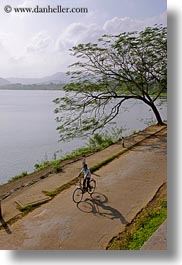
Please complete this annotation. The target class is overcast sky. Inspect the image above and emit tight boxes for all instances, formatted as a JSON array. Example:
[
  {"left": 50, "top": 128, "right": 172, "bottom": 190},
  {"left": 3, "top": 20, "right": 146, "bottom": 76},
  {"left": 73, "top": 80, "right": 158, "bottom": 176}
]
[{"left": 0, "top": 0, "right": 167, "bottom": 78}]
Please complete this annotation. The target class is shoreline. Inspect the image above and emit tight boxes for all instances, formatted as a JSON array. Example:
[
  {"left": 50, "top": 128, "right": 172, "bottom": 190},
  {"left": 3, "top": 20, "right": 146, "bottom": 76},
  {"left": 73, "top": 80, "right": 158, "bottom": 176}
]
[
  {"left": 0, "top": 124, "right": 167, "bottom": 249},
  {"left": 0, "top": 90, "right": 167, "bottom": 185},
  {"left": 0, "top": 124, "right": 167, "bottom": 201}
]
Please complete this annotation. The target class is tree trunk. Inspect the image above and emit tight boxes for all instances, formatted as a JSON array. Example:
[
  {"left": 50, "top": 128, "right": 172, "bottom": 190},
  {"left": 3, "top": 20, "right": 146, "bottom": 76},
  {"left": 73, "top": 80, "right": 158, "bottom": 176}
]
[{"left": 149, "top": 101, "right": 165, "bottom": 125}]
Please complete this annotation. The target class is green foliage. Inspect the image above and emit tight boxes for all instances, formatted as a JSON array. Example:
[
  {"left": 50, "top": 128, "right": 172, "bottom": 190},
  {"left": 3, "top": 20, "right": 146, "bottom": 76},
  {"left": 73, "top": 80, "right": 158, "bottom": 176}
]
[
  {"left": 34, "top": 160, "right": 62, "bottom": 173},
  {"left": 50, "top": 160, "right": 62, "bottom": 173},
  {"left": 89, "top": 133, "right": 113, "bottom": 148},
  {"left": 132, "top": 130, "right": 137, "bottom": 135},
  {"left": 34, "top": 161, "right": 49, "bottom": 171},
  {"left": 8, "top": 171, "right": 28, "bottom": 183},
  {"left": 61, "top": 129, "right": 122, "bottom": 161},
  {"left": 43, "top": 177, "right": 79, "bottom": 198},
  {"left": 89, "top": 128, "right": 123, "bottom": 148},
  {"left": 90, "top": 149, "right": 127, "bottom": 173},
  {"left": 33, "top": 129, "right": 123, "bottom": 173},
  {"left": 19, "top": 199, "right": 50, "bottom": 213},
  {"left": 108, "top": 199, "right": 167, "bottom": 250},
  {"left": 54, "top": 25, "right": 167, "bottom": 141},
  {"left": 128, "top": 202, "right": 167, "bottom": 250}
]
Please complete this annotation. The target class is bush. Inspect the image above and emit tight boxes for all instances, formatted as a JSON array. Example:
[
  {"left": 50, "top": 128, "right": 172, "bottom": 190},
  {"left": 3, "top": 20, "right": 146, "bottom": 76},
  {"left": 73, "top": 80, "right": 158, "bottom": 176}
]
[
  {"left": 50, "top": 160, "right": 62, "bottom": 173},
  {"left": 88, "top": 128, "right": 123, "bottom": 149}
]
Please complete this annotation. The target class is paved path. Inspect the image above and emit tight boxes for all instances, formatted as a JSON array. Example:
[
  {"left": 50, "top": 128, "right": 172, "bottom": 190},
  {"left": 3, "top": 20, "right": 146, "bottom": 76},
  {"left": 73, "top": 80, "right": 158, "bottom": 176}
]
[{"left": 0, "top": 126, "right": 167, "bottom": 249}]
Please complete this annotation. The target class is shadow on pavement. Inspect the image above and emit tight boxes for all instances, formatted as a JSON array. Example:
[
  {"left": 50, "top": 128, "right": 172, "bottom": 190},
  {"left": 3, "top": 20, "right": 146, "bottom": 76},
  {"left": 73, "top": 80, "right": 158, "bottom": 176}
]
[
  {"left": 0, "top": 217, "right": 12, "bottom": 234},
  {"left": 130, "top": 131, "right": 167, "bottom": 155},
  {"left": 77, "top": 192, "right": 128, "bottom": 225}
]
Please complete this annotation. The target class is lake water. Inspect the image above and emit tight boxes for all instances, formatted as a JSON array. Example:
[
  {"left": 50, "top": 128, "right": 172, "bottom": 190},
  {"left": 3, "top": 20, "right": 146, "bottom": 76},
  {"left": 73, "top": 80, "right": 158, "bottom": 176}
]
[{"left": 0, "top": 90, "right": 167, "bottom": 184}]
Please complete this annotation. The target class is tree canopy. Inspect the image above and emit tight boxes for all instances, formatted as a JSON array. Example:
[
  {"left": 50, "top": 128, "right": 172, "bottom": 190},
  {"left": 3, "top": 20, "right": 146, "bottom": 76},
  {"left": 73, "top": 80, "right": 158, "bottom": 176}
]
[{"left": 54, "top": 25, "right": 167, "bottom": 141}]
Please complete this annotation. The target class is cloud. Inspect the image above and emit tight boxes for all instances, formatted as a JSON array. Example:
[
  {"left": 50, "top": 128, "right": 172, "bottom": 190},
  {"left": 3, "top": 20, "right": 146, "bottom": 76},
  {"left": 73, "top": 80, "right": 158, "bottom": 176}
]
[
  {"left": 56, "top": 22, "right": 103, "bottom": 51},
  {"left": 0, "top": 32, "right": 14, "bottom": 49},
  {"left": 103, "top": 12, "right": 167, "bottom": 33},
  {"left": 26, "top": 31, "right": 52, "bottom": 52},
  {"left": 103, "top": 17, "right": 140, "bottom": 33},
  {"left": 56, "top": 11, "right": 167, "bottom": 52},
  {"left": 0, "top": 7, "right": 167, "bottom": 78}
]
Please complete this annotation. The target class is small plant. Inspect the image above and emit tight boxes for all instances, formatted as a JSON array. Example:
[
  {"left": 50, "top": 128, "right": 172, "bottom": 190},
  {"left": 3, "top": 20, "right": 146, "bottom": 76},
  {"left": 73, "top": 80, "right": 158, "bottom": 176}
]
[
  {"left": 89, "top": 133, "right": 104, "bottom": 147},
  {"left": 88, "top": 128, "right": 123, "bottom": 149},
  {"left": 50, "top": 160, "right": 62, "bottom": 173},
  {"left": 34, "top": 161, "right": 49, "bottom": 171},
  {"left": 32, "top": 128, "right": 124, "bottom": 174},
  {"left": 8, "top": 171, "right": 28, "bottom": 182}
]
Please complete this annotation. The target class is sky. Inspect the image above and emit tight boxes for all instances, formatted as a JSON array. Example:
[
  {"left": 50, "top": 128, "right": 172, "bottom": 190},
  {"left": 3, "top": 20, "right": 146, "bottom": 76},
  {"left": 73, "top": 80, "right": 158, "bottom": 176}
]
[{"left": 0, "top": 0, "right": 167, "bottom": 78}]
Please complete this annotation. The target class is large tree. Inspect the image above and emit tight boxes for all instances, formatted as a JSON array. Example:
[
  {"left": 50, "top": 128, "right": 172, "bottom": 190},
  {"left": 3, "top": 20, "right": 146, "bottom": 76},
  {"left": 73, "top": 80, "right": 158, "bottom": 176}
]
[{"left": 54, "top": 25, "right": 167, "bottom": 141}]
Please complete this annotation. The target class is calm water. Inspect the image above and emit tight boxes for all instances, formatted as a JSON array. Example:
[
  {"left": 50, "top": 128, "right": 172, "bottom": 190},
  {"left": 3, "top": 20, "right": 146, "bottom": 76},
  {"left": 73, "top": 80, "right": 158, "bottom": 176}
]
[{"left": 0, "top": 90, "right": 167, "bottom": 184}]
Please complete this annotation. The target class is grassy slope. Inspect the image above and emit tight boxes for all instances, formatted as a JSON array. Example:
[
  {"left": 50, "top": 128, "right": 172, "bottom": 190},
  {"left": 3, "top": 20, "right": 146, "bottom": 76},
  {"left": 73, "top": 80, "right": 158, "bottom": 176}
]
[{"left": 107, "top": 183, "right": 167, "bottom": 250}]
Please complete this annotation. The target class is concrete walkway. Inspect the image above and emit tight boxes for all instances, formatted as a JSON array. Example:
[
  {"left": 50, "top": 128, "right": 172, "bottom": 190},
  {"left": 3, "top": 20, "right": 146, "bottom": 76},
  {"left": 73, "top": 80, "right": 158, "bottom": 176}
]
[
  {"left": 0, "top": 125, "right": 167, "bottom": 249},
  {"left": 141, "top": 220, "right": 167, "bottom": 250}
]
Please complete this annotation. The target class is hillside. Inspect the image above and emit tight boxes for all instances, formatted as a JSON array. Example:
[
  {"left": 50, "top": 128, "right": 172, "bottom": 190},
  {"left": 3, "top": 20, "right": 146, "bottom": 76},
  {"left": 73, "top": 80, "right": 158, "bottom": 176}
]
[
  {"left": 0, "top": 83, "right": 65, "bottom": 90},
  {"left": 0, "top": 72, "right": 71, "bottom": 90},
  {"left": 0, "top": 77, "right": 10, "bottom": 86},
  {"left": 6, "top": 72, "right": 70, "bottom": 85}
]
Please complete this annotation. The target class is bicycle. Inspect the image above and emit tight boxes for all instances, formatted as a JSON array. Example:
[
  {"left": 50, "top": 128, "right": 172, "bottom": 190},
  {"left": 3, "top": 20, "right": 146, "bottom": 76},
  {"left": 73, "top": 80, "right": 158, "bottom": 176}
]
[{"left": 72, "top": 177, "right": 96, "bottom": 203}]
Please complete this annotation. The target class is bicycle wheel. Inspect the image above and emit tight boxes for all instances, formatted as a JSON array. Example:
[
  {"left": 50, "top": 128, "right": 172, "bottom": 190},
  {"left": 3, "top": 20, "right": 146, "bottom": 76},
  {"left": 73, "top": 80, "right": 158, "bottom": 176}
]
[
  {"left": 88, "top": 179, "right": 96, "bottom": 194},
  {"left": 72, "top": 188, "right": 83, "bottom": 203}
]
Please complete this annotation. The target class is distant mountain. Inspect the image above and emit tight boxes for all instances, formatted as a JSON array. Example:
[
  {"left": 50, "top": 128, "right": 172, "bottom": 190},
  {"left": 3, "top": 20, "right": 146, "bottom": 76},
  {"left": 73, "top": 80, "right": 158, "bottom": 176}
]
[
  {"left": 0, "top": 83, "right": 65, "bottom": 91},
  {"left": 41, "top": 72, "right": 70, "bottom": 84},
  {"left": 7, "top": 72, "right": 70, "bottom": 85},
  {"left": 0, "top": 77, "right": 10, "bottom": 86}
]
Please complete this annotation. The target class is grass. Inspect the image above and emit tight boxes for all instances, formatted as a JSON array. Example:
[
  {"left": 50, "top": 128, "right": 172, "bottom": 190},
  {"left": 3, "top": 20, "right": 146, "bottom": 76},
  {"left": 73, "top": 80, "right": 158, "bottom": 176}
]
[
  {"left": 90, "top": 149, "right": 127, "bottom": 172},
  {"left": 41, "top": 126, "right": 165, "bottom": 199},
  {"left": 43, "top": 177, "right": 80, "bottom": 198},
  {"left": 128, "top": 201, "right": 167, "bottom": 250},
  {"left": 8, "top": 171, "right": 28, "bottom": 183},
  {"left": 7, "top": 125, "right": 163, "bottom": 184},
  {"left": 159, "top": 92, "right": 167, "bottom": 98},
  {"left": 6, "top": 124, "right": 166, "bottom": 234},
  {"left": 42, "top": 148, "right": 129, "bottom": 198},
  {"left": 33, "top": 130, "right": 122, "bottom": 173},
  {"left": 107, "top": 183, "right": 167, "bottom": 250},
  {"left": 18, "top": 199, "right": 50, "bottom": 213}
]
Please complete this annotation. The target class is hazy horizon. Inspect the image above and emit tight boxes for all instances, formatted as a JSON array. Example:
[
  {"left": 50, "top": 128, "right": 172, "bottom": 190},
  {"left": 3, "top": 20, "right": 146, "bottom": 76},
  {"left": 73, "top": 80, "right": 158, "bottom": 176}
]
[{"left": 1, "top": 71, "right": 67, "bottom": 80}]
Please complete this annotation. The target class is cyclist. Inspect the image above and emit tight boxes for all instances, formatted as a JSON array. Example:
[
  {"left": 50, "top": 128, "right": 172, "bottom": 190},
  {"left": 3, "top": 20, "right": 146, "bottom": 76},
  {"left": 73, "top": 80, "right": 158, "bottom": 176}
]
[{"left": 81, "top": 163, "right": 92, "bottom": 191}]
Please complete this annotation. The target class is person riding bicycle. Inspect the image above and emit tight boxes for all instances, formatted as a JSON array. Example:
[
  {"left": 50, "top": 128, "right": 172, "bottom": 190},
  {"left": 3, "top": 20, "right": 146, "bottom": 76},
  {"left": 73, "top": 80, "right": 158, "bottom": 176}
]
[{"left": 81, "top": 163, "right": 92, "bottom": 191}]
